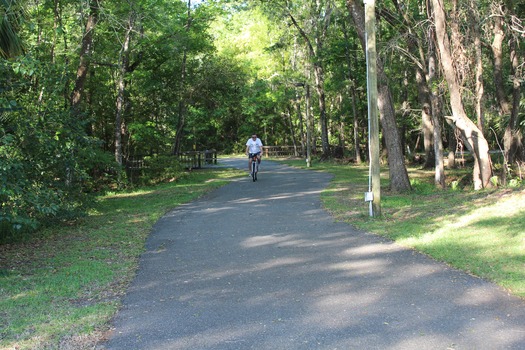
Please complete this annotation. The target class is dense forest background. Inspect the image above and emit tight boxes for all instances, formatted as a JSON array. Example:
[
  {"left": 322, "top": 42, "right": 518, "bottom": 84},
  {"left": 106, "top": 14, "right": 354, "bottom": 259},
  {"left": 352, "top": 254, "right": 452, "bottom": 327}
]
[{"left": 1, "top": 0, "right": 524, "bottom": 236}]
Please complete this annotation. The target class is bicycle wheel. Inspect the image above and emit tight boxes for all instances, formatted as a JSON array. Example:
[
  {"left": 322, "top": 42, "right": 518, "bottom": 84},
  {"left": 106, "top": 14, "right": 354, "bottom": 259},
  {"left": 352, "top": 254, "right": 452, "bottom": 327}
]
[{"left": 252, "top": 161, "right": 256, "bottom": 182}]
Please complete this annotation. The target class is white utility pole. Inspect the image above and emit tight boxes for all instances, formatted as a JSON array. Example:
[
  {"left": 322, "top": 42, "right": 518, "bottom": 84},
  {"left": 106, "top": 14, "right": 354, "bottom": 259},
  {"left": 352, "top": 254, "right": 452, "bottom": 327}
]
[{"left": 364, "top": 0, "right": 381, "bottom": 217}]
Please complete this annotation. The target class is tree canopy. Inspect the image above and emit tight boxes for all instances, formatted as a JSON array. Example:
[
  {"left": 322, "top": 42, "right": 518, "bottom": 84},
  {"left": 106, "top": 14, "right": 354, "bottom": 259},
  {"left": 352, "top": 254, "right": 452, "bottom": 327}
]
[{"left": 1, "top": 0, "right": 524, "bottom": 237}]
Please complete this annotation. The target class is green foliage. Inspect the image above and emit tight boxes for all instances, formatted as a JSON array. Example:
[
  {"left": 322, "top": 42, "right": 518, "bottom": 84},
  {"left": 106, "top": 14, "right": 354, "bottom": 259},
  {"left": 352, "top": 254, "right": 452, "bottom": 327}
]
[
  {"left": 0, "top": 52, "right": 117, "bottom": 240},
  {"left": 410, "top": 178, "right": 436, "bottom": 195},
  {"left": 127, "top": 121, "right": 170, "bottom": 155},
  {"left": 0, "top": 110, "right": 111, "bottom": 240},
  {"left": 509, "top": 178, "right": 522, "bottom": 188},
  {"left": 139, "top": 155, "right": 186, "bottom": 185},
  {"left": 0, "top": 0, "right": 27, "bottom": 58},
  {"left": 450, "top": 180, "right": 460, "bottom": 191},
  {"left": 2, "top": 0, "right": 524, "bottom": 234}
]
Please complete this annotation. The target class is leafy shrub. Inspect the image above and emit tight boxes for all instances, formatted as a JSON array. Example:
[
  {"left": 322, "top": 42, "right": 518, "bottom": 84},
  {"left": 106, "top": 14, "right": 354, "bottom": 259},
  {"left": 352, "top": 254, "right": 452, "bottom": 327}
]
[
  {"left": 0, "top": 108, "right": 119, "bottom": 241},
  {"left": 139, "top": 155, "right": 186, "bottom": 185},
  {"left": 508, "top": 178, "right": 522, "bottom": 188},
  {"left": 410, "top": 178, "right": 436, "bottom": 195}
]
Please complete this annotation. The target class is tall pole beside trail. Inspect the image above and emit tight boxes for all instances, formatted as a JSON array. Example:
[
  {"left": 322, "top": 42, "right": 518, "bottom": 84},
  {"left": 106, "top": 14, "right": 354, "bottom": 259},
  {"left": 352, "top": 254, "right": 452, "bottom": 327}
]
[
  {"left": 305, "top": 84, "right": 312, "bottom": 168},
  {"left": 365, "top": 0, "right": 381, "bottom": 217}
]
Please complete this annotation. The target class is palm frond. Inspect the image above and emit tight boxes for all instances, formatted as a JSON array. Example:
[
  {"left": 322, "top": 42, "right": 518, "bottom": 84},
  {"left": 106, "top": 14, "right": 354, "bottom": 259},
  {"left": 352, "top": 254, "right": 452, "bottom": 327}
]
[{"left": 0, "top": 0, "right": 26, "bottom": 58}]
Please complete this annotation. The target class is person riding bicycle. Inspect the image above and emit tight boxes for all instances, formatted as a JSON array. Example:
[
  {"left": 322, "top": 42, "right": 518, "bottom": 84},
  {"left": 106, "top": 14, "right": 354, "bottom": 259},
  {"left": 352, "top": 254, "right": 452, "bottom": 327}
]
[{"left": 246, "top": 134, "right": 263, "bottom": 175}]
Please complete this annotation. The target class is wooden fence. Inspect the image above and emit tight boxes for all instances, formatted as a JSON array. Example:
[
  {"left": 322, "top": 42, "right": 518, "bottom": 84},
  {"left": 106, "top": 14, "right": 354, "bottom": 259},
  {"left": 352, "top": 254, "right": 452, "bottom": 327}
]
[
  {"left": 178, "top": 149, "right": 218, "bottom": 169},
  {"left": 263, "top": 145, "right": 313, "bottom": 157},
  {"left": 125, "top": 149, "right": 218, "bottom": 175},
  {"left": 125, "top": 146, "right": 321, "bottom": 176}
]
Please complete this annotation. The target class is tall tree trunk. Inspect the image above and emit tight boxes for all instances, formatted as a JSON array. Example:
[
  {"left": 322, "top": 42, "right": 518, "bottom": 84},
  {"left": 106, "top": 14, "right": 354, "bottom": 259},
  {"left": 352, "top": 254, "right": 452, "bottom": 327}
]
[
  {"left": 173, "top": 0, "right": 192, "bottom": 155},
  {"left": 286, "top": 108, "right": 299, "bottom": 156},
  {"left": 313, "top": 63, "right": 330, "bottom": 157},
  {"left": 491, "top": 5, "right": 511, "bottom": 116},
  {"left": 401, "top": 70, "right": 409, "bottom": 157},
  {"left": 346, "top": 0, "right": 411, "bottom": 192},
  {"left": 377, "top": 64, "right": 412, "bottom": 191},
  {"left": 352, "top": 85, "right": 362, "bottom": 163},
  {"left": 416, "top": 67, "right": 435, "bottom": 168},
  {"left": 305, "top": 83, "right": 313, "bottom": 165},
  {"left": 51, "top": 0, "right": 59, "bottom": 63},
  {"left": 64, "top": 0, "right": 99, "bottom": 186},
  {"left": 70, "top": 0, "right": 100, "bottom": 116},
  {"left": 115, "top": 12, "right": 133, "bottom": 166},
  {"left": 172, "top": 72, "right": 186, "bottom": 155},
  {"left": 52, "top": 0, "right": 70, "bottom": 108},
  {"left": 288, "top": 11, "right": 332, "bottom": 158},
  {"left": 503, "top": 36, "right": 523, "bottom": 167},
  {"left": 295, "top": 90, "right": 306, "bottom": 157},
  {"left": 337, "top": 93, "right": 346, "bottom": 151},
  {"left": 497, "top": 4, "right": 523, "bottom": 180},
  {"left": 430, "top": 0, "right": 492, "bottom": 189},
  {"left": 383, "top": 1, "right": 439, "bottom": 168},
  {"left": 342, "top": 19, "right": 362, "bottom": 163},
  {"left": 509, "top": 37, "right": 522, "bottom": 162},
  {"left": 471, "top": 3, "right": 485, "bottom": 132},
  {"left": 428, "top": 44, "right": 445, "bottom": 188}
]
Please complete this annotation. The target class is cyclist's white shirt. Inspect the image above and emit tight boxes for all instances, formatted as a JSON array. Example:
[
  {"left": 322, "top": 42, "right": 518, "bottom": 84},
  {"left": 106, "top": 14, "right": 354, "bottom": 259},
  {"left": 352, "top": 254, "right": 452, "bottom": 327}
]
[{"left": 246, "top": 138, "right": 263, "bottom": 153}]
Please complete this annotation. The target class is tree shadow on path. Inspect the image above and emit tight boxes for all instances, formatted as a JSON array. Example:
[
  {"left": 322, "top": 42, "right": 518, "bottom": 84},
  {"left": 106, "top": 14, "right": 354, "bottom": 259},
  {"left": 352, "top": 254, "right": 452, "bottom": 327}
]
[{"left": 103, "top": 158, "right": 525, "bottom": 350}]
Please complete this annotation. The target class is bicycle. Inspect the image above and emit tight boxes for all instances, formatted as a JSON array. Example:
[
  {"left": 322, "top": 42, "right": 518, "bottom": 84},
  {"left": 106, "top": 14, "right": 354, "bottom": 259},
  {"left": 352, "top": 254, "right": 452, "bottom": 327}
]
[{"left": 249, "top": 152, "right": 259, "bottom": 182}]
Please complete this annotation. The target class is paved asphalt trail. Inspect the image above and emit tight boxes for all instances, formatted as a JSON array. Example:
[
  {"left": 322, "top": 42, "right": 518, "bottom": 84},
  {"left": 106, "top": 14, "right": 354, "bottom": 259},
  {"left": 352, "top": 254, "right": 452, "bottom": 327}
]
[{"left": 103, "top": 158, "right": 525, "bottom": 350}]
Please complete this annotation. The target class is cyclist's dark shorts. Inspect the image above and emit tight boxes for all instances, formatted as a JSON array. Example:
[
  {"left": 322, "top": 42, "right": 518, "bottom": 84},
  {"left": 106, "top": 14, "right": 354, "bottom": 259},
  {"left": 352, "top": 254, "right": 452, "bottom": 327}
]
[{"left": 248, "top": 152, "right": 261, "bottom": 158}]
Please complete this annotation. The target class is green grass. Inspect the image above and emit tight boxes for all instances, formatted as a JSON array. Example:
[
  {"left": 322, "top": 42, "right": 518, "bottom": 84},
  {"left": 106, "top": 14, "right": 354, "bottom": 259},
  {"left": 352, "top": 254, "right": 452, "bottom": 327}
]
[
  {"left": 0, "top": 168, "right": 244, "bottom": 350},
  {"left": 278, "top": 158, "right": 525, "bottom": 299}
]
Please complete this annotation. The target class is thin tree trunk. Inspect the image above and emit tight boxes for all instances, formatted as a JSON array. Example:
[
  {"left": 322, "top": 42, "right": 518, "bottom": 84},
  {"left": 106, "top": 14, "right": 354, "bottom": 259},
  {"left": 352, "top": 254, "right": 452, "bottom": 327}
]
[
  {"left": 70, "top": 0, "right": 100, "bottom": 115},
  {"left": 173, "top": 0, "right": 192, "bottom": 155},
  {"left": 401, "top": 70, "right": 409, "bottom": 157},
  {"left": 491, "top": 6, "right": 511, "bottom": 116},
  {"left": 52, "top": 0, "right": 70, "bottom": 108},
  {"left": 287, "top": 108, "right": 299, "bottom": 157},
  {"left": 430, "top": 0, "right": 492, "bottom": 189},
  {"left": 305, "top": 83, "right": 313, "bottom": 163},
  {"left": 427, "top": 2, "right": 446, "bottom": 186},
  {"left": 346, "top": 0, "right": 411, "bottom": 192},
  {"left": 417, "top": 67, "right": 434, "bottom": 168},
  {"left": 342, "top": 19, "right": 362, "bottom": 163},
  {"left": 499, "top": 5, "right": 523, "bottom": 180},
  {"left": 427, "top": 32, "right": 445, "bottom": 188},
  {"left": 115, "top": 12, "right": 133, "bottom": 166},
  {"left": 388, "top": 0, "right": 436, "bottom": 172},
  {"left": 295, "top": 91, "right": 306, "bottom": 157},
  {"left": 313, "top": 64, "right": 330, "bottom": 157},
  {"left": 472, "top": 3, "right": 485, "bottom": 132},
  {"left": 51, "top": 0, "right": 59, "bottom": 63},
  {"left": 352, "top": 85, "right": 362, "bottom": 163},
  {"left": 288, "top": 12, "right": 331, "bottom": 158},
  {"left": 509, "top": 36, "right": 522, "bottom": 144},
  {"left": 503, "top": 36, "right": 523, "bottom": 166},
  {"left": 173, "top": 76, "right": 186, "bottom": 155}
]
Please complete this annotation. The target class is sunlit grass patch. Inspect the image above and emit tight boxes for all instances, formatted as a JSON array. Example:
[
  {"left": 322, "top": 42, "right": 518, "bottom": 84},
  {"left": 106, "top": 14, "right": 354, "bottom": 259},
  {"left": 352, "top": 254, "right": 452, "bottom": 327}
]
[
  {"left": 403, "top": 192, "right": 525, "bottom": 290},
  {"left": 277, "top": 159, "right": 525, "bottom": 298}
]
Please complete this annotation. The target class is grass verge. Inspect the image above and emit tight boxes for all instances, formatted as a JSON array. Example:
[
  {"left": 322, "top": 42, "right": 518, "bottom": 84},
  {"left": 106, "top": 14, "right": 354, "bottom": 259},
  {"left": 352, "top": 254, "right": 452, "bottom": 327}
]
[
  {"left": 0, "top": 168, "right": 244, "bottom": 350},
  {"left": 278, "top": 158, "right": 525, "bottom": 299}
]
